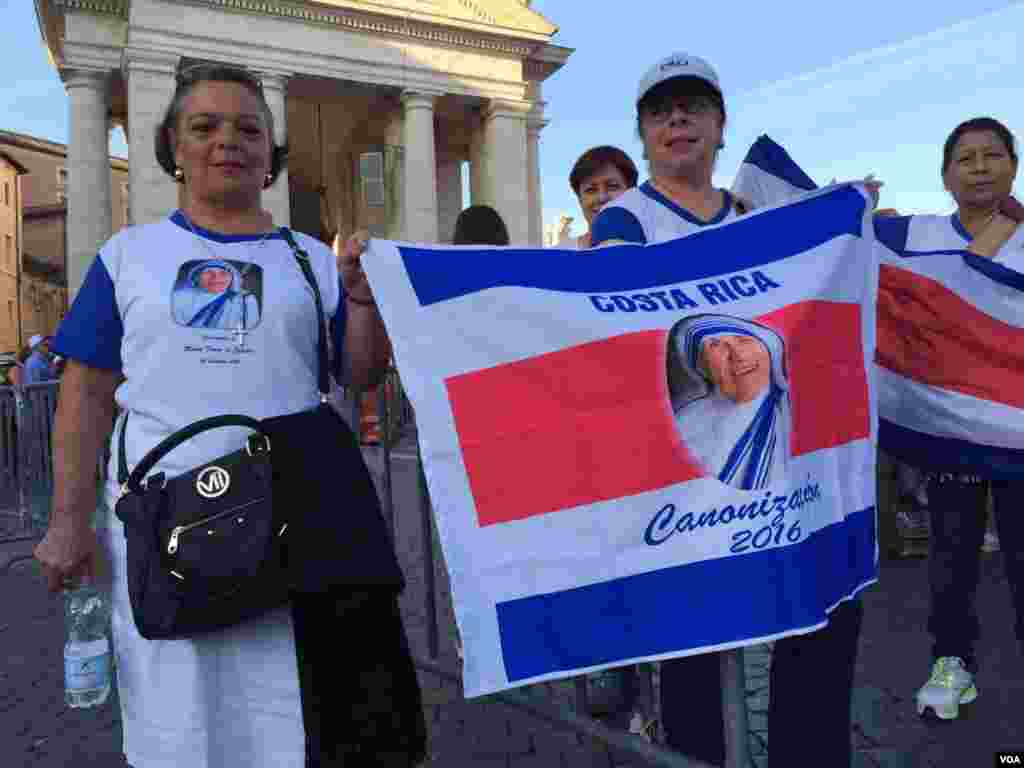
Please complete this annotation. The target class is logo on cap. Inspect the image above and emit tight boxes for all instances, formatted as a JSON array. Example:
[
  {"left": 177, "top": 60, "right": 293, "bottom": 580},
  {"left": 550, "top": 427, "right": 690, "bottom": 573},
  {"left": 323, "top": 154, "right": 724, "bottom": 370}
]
[{"left": 661, "top": 57, "right": 689, "bottom": 71}]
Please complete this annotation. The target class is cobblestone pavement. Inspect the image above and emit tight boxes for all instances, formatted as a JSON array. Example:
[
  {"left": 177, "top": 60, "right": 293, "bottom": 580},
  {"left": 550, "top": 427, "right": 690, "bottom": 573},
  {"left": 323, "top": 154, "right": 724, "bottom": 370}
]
[{"left": 3, "top": 446, "right": 1022, "bottom": 767}]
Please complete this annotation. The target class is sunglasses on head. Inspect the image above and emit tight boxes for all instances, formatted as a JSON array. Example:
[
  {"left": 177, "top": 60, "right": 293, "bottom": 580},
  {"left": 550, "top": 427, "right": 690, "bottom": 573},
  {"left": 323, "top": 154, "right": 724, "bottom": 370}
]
[{"left": 175, "top": 63, "right": 263, "bottom": 91}]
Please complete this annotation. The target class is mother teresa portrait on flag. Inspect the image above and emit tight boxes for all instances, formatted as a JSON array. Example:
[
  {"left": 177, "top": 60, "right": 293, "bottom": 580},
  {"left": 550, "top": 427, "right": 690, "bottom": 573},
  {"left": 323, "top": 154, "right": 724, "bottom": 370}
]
[{"left": 668, "top": 313, "right": 792, "bottom": 490}]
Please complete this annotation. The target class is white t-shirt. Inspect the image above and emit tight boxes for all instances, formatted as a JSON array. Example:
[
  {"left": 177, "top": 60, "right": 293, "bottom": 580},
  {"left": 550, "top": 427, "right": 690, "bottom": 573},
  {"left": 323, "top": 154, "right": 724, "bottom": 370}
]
[
  {"left": 51, "top": 211, "right": 347, "bottom": 768},
  {"left": 874, "top": 212, "right": 1024, "bottom": 273},
  {"left": 985, "top": 218, "right": 1024, "bottom": 272},
  {"left": 591, "top": 181, "right": 740, "bottom": 245},
  {"left": 53, "top": 210, "right": 345, "bottom": 501}
]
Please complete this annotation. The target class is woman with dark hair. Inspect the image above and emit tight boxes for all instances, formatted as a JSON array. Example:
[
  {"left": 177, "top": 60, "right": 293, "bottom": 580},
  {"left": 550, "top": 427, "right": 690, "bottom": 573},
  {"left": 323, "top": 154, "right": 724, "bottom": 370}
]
[
  {"left": 568, "top": 145, "right": 639, "bottom": 248},
  {"left": 452, "top": 204, "right": 510, "bottom": 245},
  {"left": 874, "top": 116, "right": 1023, "bottom": 721},
  {"left": 33, "top": 63, "right": 426, "bottom": 767}
]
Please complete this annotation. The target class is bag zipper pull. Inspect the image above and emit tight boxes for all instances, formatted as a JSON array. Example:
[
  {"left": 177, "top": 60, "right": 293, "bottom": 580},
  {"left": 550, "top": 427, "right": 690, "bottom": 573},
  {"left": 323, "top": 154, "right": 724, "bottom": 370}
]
[{"left": 167, "top": 526, "right": 183, "bottom": 555}]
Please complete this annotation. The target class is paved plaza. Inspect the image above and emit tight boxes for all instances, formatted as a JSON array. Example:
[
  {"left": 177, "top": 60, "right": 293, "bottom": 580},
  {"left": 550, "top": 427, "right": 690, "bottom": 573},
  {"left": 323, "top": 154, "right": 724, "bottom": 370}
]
[{"left": 2, "top": 447, "right": 1021, "bottom": 767}]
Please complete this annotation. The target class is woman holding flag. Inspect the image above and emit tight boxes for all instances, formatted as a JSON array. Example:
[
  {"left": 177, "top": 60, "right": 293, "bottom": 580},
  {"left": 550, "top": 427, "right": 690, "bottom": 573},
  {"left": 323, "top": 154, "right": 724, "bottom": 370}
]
[
  {"left": 874, "top": 117, "right": 1024, "bottom": 721},
  {"left": 590, "top": 52, "right": 867, "bottom": 767}
]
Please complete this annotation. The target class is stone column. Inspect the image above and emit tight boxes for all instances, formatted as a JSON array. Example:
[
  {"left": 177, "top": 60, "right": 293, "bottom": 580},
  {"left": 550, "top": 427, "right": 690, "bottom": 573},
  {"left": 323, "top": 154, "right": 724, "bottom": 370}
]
[
  {"left": 401, "top": 90, "right": 441, "bottom": 243},
  {"left": 479, "top": 99, "right": 531, "bottom": 245},
  {"left": 259, "top": 71, "right": 291, "bottom": 227},
  {"left": 63, "top": 69, "right": 112, "bottom": 299},
  {"left": 122, "top": 50, "right": 180, "bottom": 228},
  {"left": 526, "top": 115, "right": 548, "bottom": 247}
]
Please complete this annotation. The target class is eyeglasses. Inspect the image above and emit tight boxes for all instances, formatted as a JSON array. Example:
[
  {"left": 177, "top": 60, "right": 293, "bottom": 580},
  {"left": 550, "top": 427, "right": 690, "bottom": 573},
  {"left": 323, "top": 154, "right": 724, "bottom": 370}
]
[
  {"left": 642, "top": 97, "right": 718, "bottom": 124},
  {"left": 175, "top": 63, "right": 263, "bottom": 91}
]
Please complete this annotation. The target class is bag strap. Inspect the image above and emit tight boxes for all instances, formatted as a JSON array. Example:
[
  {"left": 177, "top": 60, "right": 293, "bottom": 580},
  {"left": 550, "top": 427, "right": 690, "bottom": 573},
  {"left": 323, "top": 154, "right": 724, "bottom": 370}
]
[
  {"left": 279, "top": 227, "right": 330, "bottom": 398},
  {"left": 118, "top": 413, "right": 268, "bottom": 492},
  {"left": 116, "top": 228, "right": 329, "bottom": 491}
]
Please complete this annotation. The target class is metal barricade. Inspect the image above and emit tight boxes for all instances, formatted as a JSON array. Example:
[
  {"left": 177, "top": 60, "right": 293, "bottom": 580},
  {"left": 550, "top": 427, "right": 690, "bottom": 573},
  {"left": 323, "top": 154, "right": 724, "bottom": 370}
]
[
  {"left": 0, "top": 382, "right": 60, "bottom": 543},
  {"left": 354, "top": 368, "right": 752, "bottom": 768},
  {"left": 3, "top": 369, "right": 755, "bottom": 765}
]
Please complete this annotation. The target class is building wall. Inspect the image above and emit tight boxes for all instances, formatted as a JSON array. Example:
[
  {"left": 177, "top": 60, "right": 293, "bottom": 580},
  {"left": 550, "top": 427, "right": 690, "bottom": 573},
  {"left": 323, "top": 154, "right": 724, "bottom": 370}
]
[
  {"left": 22, "top": 209, "right": 68, "bottom": 343},
  {"left": 0, "top": 132, "right": 129, "bottom": 231},
  {"left": 20, "top": 276, "right": 65, "bottom": 347},
  {"left": 286, "top": 92, "right": 396, "bottom": 243},
  {"left": 285, "top": 89, "right": 471, "bottom": 245},
  {"left": 436, "top": 151, "right": 463, "bottom": 244},
  {"left": 0, "top": 132, "right": 128, "bottom": 348},
  {"left": 0, "top": 159, "right": 19, "bottom": 352},
  {"left": 23, "top": 211, "right": 66, "bottom": 274}
]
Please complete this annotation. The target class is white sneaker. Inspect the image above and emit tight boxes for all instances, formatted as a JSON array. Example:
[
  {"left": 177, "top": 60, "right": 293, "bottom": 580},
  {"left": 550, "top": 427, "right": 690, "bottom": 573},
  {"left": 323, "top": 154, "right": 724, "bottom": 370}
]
[{"left": 916, "top": 657, "right": 978, "bottom": 719}]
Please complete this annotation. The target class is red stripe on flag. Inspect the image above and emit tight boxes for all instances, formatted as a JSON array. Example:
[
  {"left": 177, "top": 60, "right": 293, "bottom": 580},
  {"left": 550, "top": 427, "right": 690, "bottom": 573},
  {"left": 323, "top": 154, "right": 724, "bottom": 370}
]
[
  {"left": 878, "top": 264, "right": 1024, "bottom": 409},
  {"left": 756, "top": 301, "right": 870, "bottom": 456},
  {"left": 446, "top": 331, "right": 703, "bottom": 526},
  {"left": 448, "top": 302, "right": 870, "bottom": 527}
]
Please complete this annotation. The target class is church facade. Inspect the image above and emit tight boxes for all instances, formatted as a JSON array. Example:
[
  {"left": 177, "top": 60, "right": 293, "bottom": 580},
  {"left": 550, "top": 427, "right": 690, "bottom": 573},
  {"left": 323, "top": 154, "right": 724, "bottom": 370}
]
[{"left": 35, "top": 0, "right": 570, "bottom": 295}]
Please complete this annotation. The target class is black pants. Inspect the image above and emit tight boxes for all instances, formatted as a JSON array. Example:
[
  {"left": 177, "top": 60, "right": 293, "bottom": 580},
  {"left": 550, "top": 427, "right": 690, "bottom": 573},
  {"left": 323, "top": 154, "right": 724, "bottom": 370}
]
[
  {"left": 292, "top": 590, "right": 428, "bottom": 768},
  {"left": 660, "top": 598, "right": 863, "bottom": 767},
  {"left": 927, "top": 477, "right": 1024, "bottom": 666}
]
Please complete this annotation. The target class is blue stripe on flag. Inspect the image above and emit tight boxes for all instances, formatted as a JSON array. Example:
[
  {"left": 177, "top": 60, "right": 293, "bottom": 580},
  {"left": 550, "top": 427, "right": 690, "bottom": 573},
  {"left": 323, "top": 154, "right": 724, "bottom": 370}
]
[
  {"left": 495, "top": 506, "right": 876, "bottom": 682},
  {"left": 873, "top": 215, "right": 910, "bottom": 254},
  {"left": 400, "top": 186, "right": 867, "bottom": 306},
  {"left": 962, "top": 252, "right": 1024, "bottom": 292},
  {"left": 743, "top": 135, "right": 818, "bottom": 192},
  {"left": 885, "top": 249, "right": 970, "bottom": 259},
  {"left": 879, "top": 419, "right": 1024, "bottom": 480}
]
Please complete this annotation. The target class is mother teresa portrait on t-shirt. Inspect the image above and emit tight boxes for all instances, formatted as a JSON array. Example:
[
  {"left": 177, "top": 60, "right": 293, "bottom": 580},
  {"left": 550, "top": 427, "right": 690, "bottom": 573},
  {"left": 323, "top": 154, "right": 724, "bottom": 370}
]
[
  {"left": 667, "top": 314, "right": 791, "bottom": 490},
  {"left": 171, "top": 259, "right": 261, "bottom": 331}
]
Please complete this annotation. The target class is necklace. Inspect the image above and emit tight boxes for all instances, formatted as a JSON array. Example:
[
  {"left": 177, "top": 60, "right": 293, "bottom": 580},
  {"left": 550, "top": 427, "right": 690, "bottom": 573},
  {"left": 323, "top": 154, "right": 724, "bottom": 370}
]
[
  {"left": 978, "top": 209, "right": 999, "bottom": 235},
  {"left": 180, "top": 212, "right": 273, "bottom": 349},
  {"left": 960, "top": 206, "right": 999, "bottom": 239}
]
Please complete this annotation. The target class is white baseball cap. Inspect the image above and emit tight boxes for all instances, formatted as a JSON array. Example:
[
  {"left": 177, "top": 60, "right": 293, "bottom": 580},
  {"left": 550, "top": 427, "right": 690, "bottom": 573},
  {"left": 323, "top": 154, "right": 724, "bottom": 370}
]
[{"left": 637, "top": 53, "right": 721, "bottom": 104}]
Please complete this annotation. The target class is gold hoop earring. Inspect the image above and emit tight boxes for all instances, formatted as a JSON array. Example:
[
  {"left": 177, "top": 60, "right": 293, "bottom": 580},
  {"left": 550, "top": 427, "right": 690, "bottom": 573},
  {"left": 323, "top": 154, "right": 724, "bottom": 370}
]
[{"left": 173, "top": 167, "right": 184, "bottom": 183}]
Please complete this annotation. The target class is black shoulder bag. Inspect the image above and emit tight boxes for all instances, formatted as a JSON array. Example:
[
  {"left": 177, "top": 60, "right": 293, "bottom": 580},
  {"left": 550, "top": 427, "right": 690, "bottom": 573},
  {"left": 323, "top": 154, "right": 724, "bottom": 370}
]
[{"left": 114, "top": 228, "right": 404, "bottom": 640}]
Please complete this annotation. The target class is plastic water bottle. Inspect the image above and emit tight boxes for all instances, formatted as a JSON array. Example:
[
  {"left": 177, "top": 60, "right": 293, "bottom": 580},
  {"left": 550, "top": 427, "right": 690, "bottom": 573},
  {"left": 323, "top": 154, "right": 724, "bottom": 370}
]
[{"left": 64, "top": 585, "right": 112, "bottom": 708}]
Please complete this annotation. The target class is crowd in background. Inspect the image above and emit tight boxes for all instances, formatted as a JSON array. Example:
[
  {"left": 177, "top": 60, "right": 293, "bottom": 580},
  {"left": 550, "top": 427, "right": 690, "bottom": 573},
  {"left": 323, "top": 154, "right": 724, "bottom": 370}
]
[{"left": 4, "top": 333, "right": 63, "bottom": 388}]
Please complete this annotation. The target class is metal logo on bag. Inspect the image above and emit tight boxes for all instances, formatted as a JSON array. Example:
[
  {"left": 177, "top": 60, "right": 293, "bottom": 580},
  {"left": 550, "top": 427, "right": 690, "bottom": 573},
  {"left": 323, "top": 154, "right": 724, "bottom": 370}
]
[{"left": 196, "top": 466, "right": 231, "bottom": 498}]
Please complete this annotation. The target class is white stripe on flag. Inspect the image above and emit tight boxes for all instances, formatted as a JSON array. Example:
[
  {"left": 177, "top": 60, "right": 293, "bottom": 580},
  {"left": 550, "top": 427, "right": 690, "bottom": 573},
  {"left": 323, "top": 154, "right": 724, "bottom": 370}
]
[{"left": 878, "top": 368, "right": 1024, "bottom": 451}]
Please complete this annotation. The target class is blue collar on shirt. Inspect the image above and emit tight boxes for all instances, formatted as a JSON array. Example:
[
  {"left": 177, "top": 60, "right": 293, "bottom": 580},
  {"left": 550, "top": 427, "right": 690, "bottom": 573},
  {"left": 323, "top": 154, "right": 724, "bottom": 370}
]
[
  {"left": 639, "top": 182, "right": 734, "bottom": 227},
  {"left": 950, "top": 212, "right": 972, "bottom": 243}
]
